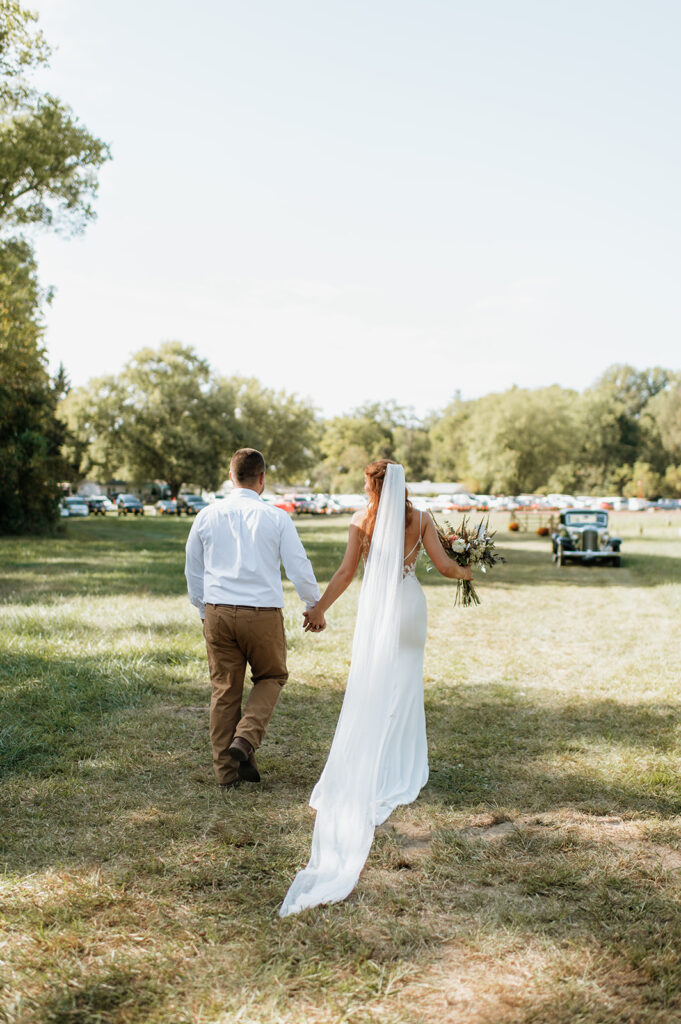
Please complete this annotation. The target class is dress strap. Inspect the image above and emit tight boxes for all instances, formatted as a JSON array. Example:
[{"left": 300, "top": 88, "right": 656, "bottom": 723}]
[{"left": 404, "top": 510, "right": 424, "bottom": 562}]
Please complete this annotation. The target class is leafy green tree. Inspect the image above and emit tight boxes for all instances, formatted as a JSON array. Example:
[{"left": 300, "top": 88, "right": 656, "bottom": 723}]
[
  {"left": 643, "top": 381, "right": 681, "bottom": 466},
  {"left": 427, "top": 392, "right": 472, "bottom": 482},
  {"left": 662, "top": 464, "right": 681, "bottom": 497},
  {"left": 622, "top": 461, "right": 662, "bottom": 500},
  {"left": 217, "top": 377, "right": 320, "bottom": 484},
  {"left": 316, "top": 402, "right": 396, "bottom": 491},
  {"left": 583, "top": 365, "right": 672, "bottom": 477},
  {"left": 63, "top": 343, "right": 240, "bottom": 496},
  {"left": 63, "top": 346, "right": 320, "bottom": 493},
  {"left": 0, "top": 238, "right": 67, "bottom": 532},
  {"left": 393, "top": 423, "right": 431, "bottom": 482},
  {"left": 0, "top": 3, "right": 110, "bottom": 233},
  {"left": 0, "top": 2, "right": 110, "bottom": 532},
  {"left": 460, "top": 386, "right": 582, "bottom": 493}
]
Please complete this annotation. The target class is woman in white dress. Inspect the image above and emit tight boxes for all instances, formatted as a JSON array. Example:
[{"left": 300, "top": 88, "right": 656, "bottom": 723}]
[{"left": 279, "top": 460, "right": 472, "bottom": 917}]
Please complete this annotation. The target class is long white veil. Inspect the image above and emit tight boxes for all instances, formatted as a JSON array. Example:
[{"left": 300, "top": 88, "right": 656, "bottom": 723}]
[{"left": 280, "top": 463, "right": 406, "bottom": 917}]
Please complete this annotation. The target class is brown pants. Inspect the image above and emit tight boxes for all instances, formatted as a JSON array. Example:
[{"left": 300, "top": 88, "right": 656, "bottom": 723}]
[{"left": 203, "top": 604, "right": 288, "bottom": 784}]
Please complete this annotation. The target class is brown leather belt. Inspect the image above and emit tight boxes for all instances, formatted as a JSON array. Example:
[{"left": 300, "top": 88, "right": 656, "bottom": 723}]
[{"left": 206, "top": 603, "right": 280, "bottom": 611}]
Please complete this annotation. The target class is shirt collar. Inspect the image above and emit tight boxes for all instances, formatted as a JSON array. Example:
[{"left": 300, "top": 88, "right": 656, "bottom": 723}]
[{"left": 230, "top": 488, "right": 261, "bottom": 501}]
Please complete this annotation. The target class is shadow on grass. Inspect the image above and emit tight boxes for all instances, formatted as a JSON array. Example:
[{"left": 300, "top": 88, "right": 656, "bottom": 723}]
[
  {"left": 3, "top": 679, "right": 680, "bottom": 874},
  {"left": 0, "top": 650, "right": 160, "bottom": 777},
  {"left": 2, "top": 519, "right": 679, "bottom": 607}
]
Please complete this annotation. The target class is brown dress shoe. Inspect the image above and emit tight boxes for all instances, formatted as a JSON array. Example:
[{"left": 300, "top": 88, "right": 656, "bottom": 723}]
[
  {"left": 227, "top": 736, "right": 253, "bottom": 763},
  {"left": 238, "top": 751, "right": 261, "bottom": 784}
]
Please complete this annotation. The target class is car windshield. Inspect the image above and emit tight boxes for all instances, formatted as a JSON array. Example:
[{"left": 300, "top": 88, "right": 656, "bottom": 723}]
[{"left": 564, "top": 512, "right": 607, "bottom": 527}]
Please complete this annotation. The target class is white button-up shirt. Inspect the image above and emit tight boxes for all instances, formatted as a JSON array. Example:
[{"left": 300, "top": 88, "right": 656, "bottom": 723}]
[{"left": 184, "top": 488, "right": 320, "bottom": 618}]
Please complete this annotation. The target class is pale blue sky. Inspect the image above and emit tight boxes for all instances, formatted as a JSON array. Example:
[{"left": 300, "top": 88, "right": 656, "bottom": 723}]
[{"left": 32, "top": 0, "right": 681, "bottom": 416}]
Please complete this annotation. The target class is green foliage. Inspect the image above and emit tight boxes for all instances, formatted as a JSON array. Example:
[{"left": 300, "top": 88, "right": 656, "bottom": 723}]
[
  {"left": 221, "top": 376, "right": 320, "bottom": 482},
  {"left": 460, "top": 386, "right": 582, "bottom": 493},
  {"left": 0, "top": 1, "right": 110, "bottom": 234},
  {"left": 63, "top": 343, "right": 239, "bottom": 496},
  {"left": 316, "top": 403, "right": 395, "bottom": 491},
  {"left": 622, "top": 461, "right": 663, "bottom": 500},
  {"left": 0, "top": 2, "right": 110, "bottom": 532},
  {"left": 0, "top": 238, "right": 66, "bottom": 533},
  {"left": 314, "top": 401, "right": 431, "bottom": 491},
  {"left": 64, "top": 345, "right": 322, "bottom": 492}
]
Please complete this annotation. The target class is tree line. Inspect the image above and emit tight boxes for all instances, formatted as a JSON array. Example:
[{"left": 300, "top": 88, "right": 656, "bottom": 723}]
[{"left": 60, "top": 346, "right": 681, "bottom": 502}]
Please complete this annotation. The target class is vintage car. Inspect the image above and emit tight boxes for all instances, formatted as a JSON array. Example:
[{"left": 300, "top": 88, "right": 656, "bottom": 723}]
[{"left": 551, "top": 509, "right": 622, "bottom": 567}]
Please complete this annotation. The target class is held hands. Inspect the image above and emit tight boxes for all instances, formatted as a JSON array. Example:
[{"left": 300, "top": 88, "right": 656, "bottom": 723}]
[{"left": 303, "top": 604, "right": 326, "bottom": 633}]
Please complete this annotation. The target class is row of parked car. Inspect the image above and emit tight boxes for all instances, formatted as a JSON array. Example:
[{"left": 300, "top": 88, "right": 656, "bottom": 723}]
[
  {"left": 59, "top": 493, "right": 211, "bottom": 518},
  {"left": 59, "top": 488, "right": 681, "bottom": 520}
]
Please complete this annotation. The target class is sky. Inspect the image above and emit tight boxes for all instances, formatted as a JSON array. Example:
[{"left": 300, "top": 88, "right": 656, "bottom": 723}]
[{"left": 29, "top": 0, "right": 681, "bottom": 418}]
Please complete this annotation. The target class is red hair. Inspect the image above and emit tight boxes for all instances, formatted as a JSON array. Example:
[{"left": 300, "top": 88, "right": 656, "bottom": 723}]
[{"left": 360, "top": 459, "right": 413, "bottom": 556}]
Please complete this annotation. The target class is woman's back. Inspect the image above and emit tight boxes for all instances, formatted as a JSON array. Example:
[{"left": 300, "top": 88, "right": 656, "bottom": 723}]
[{"left": 352, "top": 506, "right": 424, "bottom": 569}]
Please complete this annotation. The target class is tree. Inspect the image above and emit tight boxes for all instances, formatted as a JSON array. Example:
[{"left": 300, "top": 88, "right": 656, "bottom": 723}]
[
  {"left": 0, "top": 2, "right": 110, "bottom": 532},
  {"left": 643, "top": 381, "right": 681, "bottom": 466},
  {"left": 583, "top": 365, "right": 673, "bottom": 478},
  {"left": 622, "top": 461, "right": 662, "bottom": 500},
  {"left": 393, "top": 423, "right": 431, "bottom": 482},
  {"left": 0, "top": 3, "right": 111, "bottom": 234},
  {"left": 459, "top": 386, "right": 582, "bottom": 494},
  {"left": 218, "top": 377, "right": 320, "bottom": 483},
  {"left": 0, "top": 238, "right": 67, "bottom": 531},
  {"left": 427, "top": 392, "right": 472, "bottom": 482},
  {"left": 63, "top": 346, "right": 320, "bottom": 493},
  {"left": 315, "top": 403, "right": 397, "bottom": 491},
  {"left": 62, "top": 343, "right": 239, "bottom": 496}
]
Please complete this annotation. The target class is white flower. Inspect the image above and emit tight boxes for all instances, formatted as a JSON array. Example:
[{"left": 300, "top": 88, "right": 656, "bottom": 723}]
[{"left": 450, "top": 538, "right": 466, "bottom": 553}]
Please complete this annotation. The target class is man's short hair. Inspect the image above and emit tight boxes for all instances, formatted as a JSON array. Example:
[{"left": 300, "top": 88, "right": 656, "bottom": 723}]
[{"left": 230, "top": 448, "right": 266, "bottom": 483}]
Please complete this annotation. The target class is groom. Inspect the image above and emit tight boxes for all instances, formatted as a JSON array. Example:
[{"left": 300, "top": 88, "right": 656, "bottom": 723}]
[{"left": 185, "top": 448, "right": 324, "bottom": 789}]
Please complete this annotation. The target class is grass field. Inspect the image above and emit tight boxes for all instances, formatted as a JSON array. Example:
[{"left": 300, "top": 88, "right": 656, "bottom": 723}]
[{"left": 1, "top": 512, "right": 680, "bottom": 1024}]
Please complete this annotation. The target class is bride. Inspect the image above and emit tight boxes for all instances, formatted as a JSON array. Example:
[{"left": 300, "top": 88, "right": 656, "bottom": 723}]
[{"left": 279, "top": 460, "right": 472, "bottom": 917}]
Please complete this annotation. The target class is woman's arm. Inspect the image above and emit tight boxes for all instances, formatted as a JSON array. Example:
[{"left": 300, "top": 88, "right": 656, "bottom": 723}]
[
  {"left": 303, "top": 515, "right": 364, "bottom": 630},
  {"left": 421, "top": 513, "right": 473, "bottom": 580}
]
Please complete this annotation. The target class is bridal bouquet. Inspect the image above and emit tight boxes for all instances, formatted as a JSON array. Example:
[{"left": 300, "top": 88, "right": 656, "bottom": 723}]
[{"left": 430, "top": 515, "right": 506, "bottom": 607}]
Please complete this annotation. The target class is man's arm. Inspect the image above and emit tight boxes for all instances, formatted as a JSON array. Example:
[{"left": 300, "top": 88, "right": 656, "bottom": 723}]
[
  {"left": 185, "top": 517, "right": 206, "bottom": 618},
  {"left": 279, "top": 514, "right": 321, "bottom": 609}
]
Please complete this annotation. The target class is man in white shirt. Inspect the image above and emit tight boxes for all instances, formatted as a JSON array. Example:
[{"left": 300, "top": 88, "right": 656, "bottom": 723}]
[{"left": 185, "top": 448, "right": 323, "bottom": 789}]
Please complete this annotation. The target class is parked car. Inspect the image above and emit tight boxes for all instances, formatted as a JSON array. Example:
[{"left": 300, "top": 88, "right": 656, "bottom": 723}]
[
  {"left": 289, "top": 494, "right": 316, "bottom": 514},
  {"left": 649, "top": 499, "right": 680, "bottom": 512},
  {"left": 61, "top": 496, "right": 90, "bottom": 517},
  {"left": 154, "top": 499, "right": 178, "bottom": 516},
  {"left": 86, "top": 495, "right": 114, "bottom": 516},
  {"left": 261, "top": 495, "right": 296, "bottom": 514},
  {"left": 551, "top": 509, "right": 622, "bottom": 567},
  {"left": 176, "top": 494, "right": 208, "bottom": 515},
  {"left": 117, "top": 494, "right": 145, "bottom": 516}
]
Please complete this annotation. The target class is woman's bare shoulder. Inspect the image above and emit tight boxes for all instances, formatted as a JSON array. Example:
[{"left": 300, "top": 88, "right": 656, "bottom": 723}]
[{"left": 350, "top": 510, "right": 367, "bottom": 529}]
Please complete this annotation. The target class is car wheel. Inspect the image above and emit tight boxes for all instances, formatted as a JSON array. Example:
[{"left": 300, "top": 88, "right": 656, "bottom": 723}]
[{"left": 612, "top": 556, "right": 621, "bottom": 567}]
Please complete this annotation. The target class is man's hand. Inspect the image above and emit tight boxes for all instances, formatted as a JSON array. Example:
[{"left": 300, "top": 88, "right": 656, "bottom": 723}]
[{"left": 303, "top": 605, "right": 326, "bottom": 632}]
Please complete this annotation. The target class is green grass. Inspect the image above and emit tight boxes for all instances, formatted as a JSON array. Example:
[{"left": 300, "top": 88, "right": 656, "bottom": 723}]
[{"left": 1, "top": 511, "right": 681, "bottom": 1023}]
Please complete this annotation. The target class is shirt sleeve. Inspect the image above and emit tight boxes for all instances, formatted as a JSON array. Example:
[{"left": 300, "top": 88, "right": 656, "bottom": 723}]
[
  {"left": 185, "top": 516, "right": 206, "bottom": 618},
  {"left": 279, "top": 514, "right": 321, "bottom": 609}
]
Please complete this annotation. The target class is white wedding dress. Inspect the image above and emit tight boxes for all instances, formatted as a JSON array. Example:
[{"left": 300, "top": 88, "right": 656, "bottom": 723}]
[{"left": 280, "top": 464, "right": 428, "bottom": 917}]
